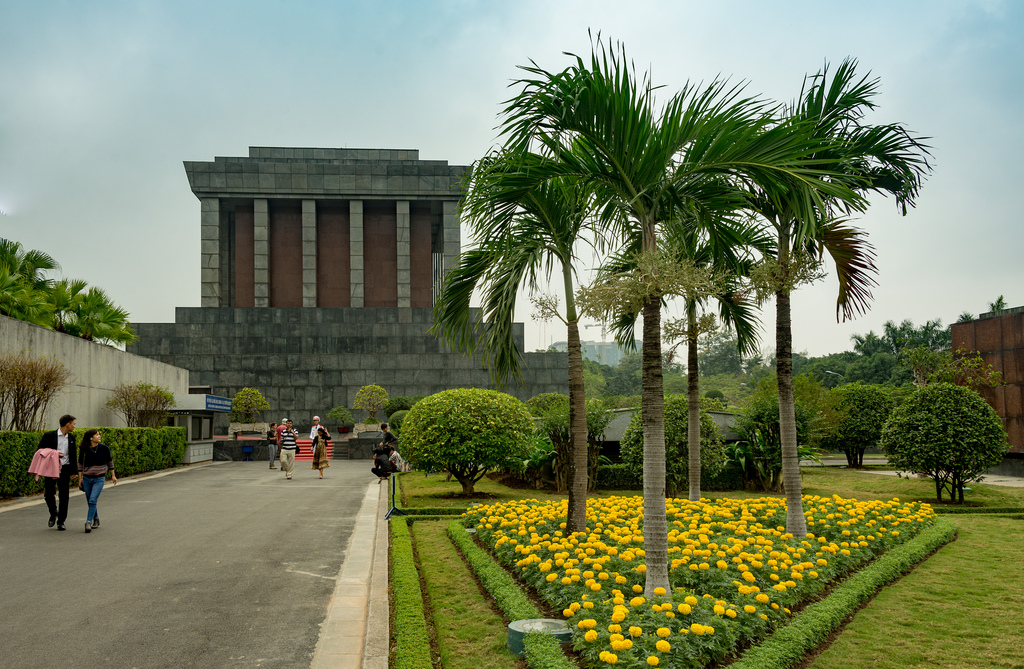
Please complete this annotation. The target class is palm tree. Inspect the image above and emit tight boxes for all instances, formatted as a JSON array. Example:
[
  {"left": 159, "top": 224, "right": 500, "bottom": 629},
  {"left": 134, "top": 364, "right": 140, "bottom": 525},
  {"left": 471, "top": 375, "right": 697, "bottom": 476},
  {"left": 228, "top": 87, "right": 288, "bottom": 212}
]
[
  {"left": 746, "top": 59, "right": 931, "bottom": 536},
  {"left": 0, "top": 238, "right": 59, "bottom": 290},
  {"left": 431, "top": 159, "right": 597, "bottom": 533},
  {"left": 496, "top": 38, "right": 856, "bottom": 594}
]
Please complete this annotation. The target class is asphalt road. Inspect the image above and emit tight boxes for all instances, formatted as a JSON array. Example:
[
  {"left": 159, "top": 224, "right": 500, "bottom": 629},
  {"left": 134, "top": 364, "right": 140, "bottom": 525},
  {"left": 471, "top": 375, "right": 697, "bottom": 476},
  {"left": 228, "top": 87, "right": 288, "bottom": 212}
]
[{"left": 0, "top": 460, "right": 374, "bottom": 669}]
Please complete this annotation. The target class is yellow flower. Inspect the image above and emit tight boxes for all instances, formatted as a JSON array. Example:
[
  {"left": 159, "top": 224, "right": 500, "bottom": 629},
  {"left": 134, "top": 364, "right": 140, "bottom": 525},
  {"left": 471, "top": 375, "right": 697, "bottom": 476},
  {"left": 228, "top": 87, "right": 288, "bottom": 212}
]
[
  {"left": 632, "top": 584, "right": 644, "bottom": 594},
  {"left": 653, "top": 587, "right": 667, "bottom": 596},
  {"left": 656, "top": 627, "right": 671, "bottom": 638},
  {"left": 584, "top": 630, "right": 598, "bottom": 642},
  {"left": 629, "top": 626, "right": 643, "bottom": 637},
  {"left": 578, "top": 619, "right": 597, "bottom": 630},
  {"left": 630, "top": 596, "right": 646, "bottom": 608},
  {"left": 656, "top": 639, "right": 671, "bottom": 652},
  {"left": 647, "top": 657, "right": 660, "bottom": 666},
  {"left": 744, "top": 605, "right": 756, "bottom": 614}
]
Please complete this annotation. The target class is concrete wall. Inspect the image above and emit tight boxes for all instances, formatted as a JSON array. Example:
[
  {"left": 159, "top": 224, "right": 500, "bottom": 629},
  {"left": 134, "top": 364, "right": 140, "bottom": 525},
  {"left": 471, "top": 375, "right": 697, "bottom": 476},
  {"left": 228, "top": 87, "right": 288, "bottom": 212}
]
[{"left": 0, "top": 315, "right": 190, "bottom": 428}]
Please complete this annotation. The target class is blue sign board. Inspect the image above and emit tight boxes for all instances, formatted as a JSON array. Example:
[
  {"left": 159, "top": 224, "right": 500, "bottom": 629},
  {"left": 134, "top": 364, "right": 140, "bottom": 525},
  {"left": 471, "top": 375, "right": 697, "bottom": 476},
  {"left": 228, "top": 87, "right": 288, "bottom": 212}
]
[{"left": 205, "top": 395, "right": 232, "bottom": 412}]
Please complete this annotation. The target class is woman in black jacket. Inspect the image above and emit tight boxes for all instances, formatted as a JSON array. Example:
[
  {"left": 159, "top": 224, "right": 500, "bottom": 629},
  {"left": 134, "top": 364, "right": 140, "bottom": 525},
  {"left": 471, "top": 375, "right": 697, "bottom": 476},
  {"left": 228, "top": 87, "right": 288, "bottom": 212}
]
[{"left": 78, "top": 429, "right": 117, "bottom": 533}]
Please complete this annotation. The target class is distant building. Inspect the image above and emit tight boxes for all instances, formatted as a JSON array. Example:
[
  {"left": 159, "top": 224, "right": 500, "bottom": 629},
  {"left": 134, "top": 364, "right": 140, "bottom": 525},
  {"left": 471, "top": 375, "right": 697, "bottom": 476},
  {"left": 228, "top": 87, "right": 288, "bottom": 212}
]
[
  {"left": 549, "top": 340, "right": 641, "bottom": 367},
  {"left": 951, "top": 305, "right": 1024, "bottom": 465},
  {"left": 129, "top": 147, "right": 567, "bottom": 431}
]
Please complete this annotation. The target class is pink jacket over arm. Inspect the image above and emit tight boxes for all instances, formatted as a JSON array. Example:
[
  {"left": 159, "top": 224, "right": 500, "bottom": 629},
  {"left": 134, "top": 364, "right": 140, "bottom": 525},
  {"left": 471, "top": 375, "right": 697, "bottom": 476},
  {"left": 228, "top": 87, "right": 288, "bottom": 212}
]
[{"left": 28, "top": 448, "right": 62, "bottom": 479}]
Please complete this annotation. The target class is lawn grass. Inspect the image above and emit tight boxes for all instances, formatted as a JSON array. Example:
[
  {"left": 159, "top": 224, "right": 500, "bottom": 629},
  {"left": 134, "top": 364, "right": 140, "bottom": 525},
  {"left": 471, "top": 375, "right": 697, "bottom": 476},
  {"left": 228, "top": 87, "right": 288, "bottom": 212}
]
[
  {"left": 410, "top": 520, "right": 522, "bottom": 669},
  {"left": 807, "top": 515, "right": 1024, "bottom": 669},
  {"left": 398, "top": 472, "right": 634, "bottom": 509},
  {"left": 796, "top": 466, "right": 1024, "bottom": 507}
]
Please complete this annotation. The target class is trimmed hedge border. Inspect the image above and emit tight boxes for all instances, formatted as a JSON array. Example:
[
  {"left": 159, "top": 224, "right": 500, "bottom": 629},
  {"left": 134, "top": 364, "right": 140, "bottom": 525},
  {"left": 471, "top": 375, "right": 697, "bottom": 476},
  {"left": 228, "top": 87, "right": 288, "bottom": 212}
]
[
  {"left": 447, "top": 521, "right": 575, "bottom": 669},
  {"left": 933, "top": 505, "right": 1024, "bottom": 515},
  {"left": 401, "top": 507, "right": 467, "bottom": 516},
  {"left": 731, "top": 518, "right": 957, "bottom": 669},
  {"left": 390, "top": 519, "right": 433, "bottom": 669}
]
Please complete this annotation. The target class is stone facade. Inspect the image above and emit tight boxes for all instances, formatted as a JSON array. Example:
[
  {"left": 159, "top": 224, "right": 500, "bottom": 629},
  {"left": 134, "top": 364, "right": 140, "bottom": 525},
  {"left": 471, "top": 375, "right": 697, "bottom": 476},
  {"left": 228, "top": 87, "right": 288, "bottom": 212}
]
[{"left": 129, "top": 147, "right": 569, "bottom": 430}]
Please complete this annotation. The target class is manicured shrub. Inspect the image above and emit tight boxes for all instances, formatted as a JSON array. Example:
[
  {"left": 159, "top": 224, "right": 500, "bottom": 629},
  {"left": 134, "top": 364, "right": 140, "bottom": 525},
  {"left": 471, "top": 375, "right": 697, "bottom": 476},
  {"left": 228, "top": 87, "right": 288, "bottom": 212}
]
[
  {"left": 620, "top": 394, "right": 726, "bottom": 497},
  {"left": 390, "top": 520, "right": 432, "bottom": 669},
  {"left": 384, "top": 395, "right": 426, "bottom": 418},
  {"left": 400, "top": 389, "right": 533, "bottom": 494},
  {"left": 353, "top": 384, "right": 388, "bottom": 422},
  {"left": 230, "top": 387, "right": 269, "bottom": 423},
  {"left": 820, "top": 383, "right": 895, "bottom": 467},
  {"left": 526, "top": 392, "right": 567, "bottom": 417},
  {"left": 325, "top": 405, "right": 353, "bottom": 426},
  {"left": 389, "top": 409, "right": 409, "bottom": 436},
  {"left": 596, "top": 463, "right": 641, "bottom": 490},
  {"left": 880, "top": 382, "right": 1008, "bottom": 503}
]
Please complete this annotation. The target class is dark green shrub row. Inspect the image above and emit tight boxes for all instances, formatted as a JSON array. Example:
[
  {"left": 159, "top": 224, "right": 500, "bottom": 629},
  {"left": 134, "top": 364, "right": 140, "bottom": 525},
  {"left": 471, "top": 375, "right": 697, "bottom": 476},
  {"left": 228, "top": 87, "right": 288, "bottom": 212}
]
[
  {"left": 390, "top": 519, "right": 432, "bottom": 669},
  {"left": 1, "top": 427, "right": 186, "bottom": 497},
  {"left": 933, "top": 505, "right": 1024, "bottom": 514},
  {"left": 446, "top": 521, "right": 574, "bottom": 669},
  {"left": 595, "top": 461, "right": 744, "bottom": 492},
  {"left": 385, "top": 395, "right": 426, "bottom": 419},
  {"left": 731, "top": 519, "right": 956, "bottom": 669},
  {"left": 401, "top": 506, "right": 468, "bottom": 516}
]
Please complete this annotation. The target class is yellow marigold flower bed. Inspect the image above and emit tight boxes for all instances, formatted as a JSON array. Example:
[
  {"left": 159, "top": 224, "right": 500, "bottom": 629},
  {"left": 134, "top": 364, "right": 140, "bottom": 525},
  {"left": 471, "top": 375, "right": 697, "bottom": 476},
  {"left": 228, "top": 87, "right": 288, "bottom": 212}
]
[{"left": 464, "top": 494, "right": 934, "bottom": 668}]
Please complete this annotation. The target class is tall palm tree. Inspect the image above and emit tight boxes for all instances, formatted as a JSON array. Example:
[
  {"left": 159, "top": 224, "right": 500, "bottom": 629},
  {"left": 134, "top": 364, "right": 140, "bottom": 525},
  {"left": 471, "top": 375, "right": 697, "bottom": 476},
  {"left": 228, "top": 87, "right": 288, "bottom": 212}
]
[
  {"left": 431, "top": 159, "right": 597, "bottom": 533},
  {"left": 0, "top": 238, "right": 59, "bottom": 290},
  {"left": 747, "top": 59, "right": 931, "bottom": 536},
  {"left": 496, "top": 38, "right": 857, "bottom": 594}
]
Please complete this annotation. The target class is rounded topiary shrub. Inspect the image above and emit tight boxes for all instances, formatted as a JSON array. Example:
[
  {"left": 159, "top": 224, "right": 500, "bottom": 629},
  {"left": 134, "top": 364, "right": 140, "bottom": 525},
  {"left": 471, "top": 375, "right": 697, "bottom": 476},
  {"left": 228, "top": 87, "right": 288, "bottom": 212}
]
[
  {"left": 388, "top": 409, "right": 409, "bottom": 436},
  {"left": 880, "top": 382, "right": 1008, "bottom": 503},
  {"left": 400, "top": 388, "right": 534, "bottom": 494},
  {"left": 620, "top": 394, "right": 726, "bottom": 497},
  {"left": 822, "top": 382, "right": 895, "bottom": 467}
]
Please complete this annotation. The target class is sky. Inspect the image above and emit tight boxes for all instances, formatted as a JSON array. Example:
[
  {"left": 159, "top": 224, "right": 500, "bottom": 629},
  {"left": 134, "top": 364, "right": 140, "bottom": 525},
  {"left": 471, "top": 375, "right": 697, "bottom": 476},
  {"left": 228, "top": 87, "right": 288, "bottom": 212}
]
[{"left": 1, "top": 0, "right": 1021, "bottom": 359}]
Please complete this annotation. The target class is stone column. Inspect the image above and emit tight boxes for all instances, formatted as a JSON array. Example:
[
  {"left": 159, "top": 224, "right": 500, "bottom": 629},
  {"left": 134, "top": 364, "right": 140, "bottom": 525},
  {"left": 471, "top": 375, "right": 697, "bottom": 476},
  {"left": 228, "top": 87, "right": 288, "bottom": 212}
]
[
  {"left": 253, "top": 199, "right": 269, "bottom": 307},
  {"left": 350, "top": 200, "right": 364, "bottom": 308},
  {"left": 396, "top": 200, "right": 411, "bottom": 308},
  {"left": 442, "top": 200, "right": 460, "bottom": 276},
  {"left": 200, "top": 198, "right": 220, "bottom": 307},
  {"left": 302, "top": 199, "right": 317, "bottom": 307}
]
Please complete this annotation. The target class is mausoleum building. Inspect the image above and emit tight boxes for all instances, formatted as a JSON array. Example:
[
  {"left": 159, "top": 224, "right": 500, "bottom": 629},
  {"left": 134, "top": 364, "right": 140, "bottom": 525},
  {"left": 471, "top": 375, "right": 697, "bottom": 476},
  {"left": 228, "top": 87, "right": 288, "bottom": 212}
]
[{"left": 129, "top": 147, "right": 568, "bottom": 429}]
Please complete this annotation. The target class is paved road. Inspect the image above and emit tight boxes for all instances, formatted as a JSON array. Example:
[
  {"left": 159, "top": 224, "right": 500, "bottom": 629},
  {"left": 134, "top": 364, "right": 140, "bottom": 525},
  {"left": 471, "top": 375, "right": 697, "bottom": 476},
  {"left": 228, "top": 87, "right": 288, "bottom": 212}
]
[{"left": 0, "top": 460, "right": 375, "bottom": 669}]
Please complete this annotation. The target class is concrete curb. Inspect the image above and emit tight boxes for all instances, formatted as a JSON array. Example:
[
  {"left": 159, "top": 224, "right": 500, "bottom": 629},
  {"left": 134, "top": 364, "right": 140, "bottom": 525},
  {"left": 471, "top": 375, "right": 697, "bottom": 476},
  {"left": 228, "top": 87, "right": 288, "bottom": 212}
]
[{"left": 362, "top": 481, "right": 391, "bottom": 668}]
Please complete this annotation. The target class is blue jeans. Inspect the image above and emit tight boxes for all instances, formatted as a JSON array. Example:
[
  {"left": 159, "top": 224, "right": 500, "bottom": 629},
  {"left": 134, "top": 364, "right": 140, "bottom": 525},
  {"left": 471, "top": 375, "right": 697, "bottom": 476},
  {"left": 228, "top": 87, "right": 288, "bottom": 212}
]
[{"left": 82, "top": 475, "right": 105, "bottom": 523}]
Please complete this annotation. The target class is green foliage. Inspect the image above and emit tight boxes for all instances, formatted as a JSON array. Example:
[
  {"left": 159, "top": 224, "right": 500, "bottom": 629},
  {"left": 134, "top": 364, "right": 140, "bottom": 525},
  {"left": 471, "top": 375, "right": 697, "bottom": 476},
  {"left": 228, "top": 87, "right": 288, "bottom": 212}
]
[
  {"left": 388, "top": 409, "right": 409, "bottom": 436},
  {"left": 820, "top": 383, "right": 895, "bottom": 467},
  {"left": 105, "top": 381, "right": 176, "bottom": 428},
  {"left": 525, "top": 392, "right": 566, "bottom": 417},
  {"left": 325, "top": 405, "right": 353, "bottom": 425},
  {"left": 902, "top": 346, "right": 1003, "bottom": 389},
  {"left": 731, "top": 520, "right": 956, "bottom": 669},
  {"left": 400, "top": 388, "right": 534, "bottom": 494},
  {"left": 880, "top": 383, "right": 1009, "bottom": 503},
  {"left": 0, "top": 351, "right": 72, "bottom": 430},
  {"left": 620, "top": 395, "right": 727, "bottom": 497},
  {"left": 533, "top": 395, "right": 616, "bottom": 492},
  {"left": 231, "top": 387, "right": 269, "bottom": 423},
  {"left": 353, "top": 384, "right": 388, "bottom": 422},
  {"left": 0, "top": 426, "right": 185, "bottom": 496},
  {"left": 596, "top": 463, "right": 641, "bottom": 490},
  {"left": 389, "top": 520, "right": 433, "bottom": 669},
  {"left": 703, "top": 389, "right": 725, "bottom": 401},
  {"left": 447, "top": 521, "right": 575, "bottom": 669},
  {"left": 698, "top": 330, "right": 744, "bottom": 376},
  {"left": 384, "top": 395, "right": 426, "bottom": 418}
]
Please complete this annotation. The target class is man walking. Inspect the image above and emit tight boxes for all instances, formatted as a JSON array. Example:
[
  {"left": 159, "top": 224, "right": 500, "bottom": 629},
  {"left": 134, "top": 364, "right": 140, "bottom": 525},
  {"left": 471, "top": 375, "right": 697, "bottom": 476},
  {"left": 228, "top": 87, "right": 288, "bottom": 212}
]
[
  {"left": 278, "top": 418, "right": 299, "bottom": 480},
  {"left": 36, "top": 414, "right": 79, "bottom": 531},
  {"left": 266, "top": 421, "right": 278, "bottom": 469}
]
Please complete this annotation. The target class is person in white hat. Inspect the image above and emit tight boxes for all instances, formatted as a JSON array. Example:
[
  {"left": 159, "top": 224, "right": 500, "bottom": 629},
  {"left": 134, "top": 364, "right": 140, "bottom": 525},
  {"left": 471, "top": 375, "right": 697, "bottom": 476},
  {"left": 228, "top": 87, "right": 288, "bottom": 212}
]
[{"left": 309, "top": 416, "right": 323, "bottom": 440}]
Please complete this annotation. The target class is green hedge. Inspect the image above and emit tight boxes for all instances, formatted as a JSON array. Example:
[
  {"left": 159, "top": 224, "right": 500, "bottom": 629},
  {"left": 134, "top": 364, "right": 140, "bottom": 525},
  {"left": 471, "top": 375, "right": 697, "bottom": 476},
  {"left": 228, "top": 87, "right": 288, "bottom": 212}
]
[
  {"left": 1, "top": 427, "right": 187, "bottom": 497},
  {"left": 402, "top": 507, "right": 468, "bottom": 516},
  {"left": 596, "top": 461, "right": 745, "bottom": 492},
  {"left": 447, "top": 521, "right": 574, "bottom": 669},
  {"left": 731, "top": 518, "right": 956, "bottom": 669},
  {"left": 390, "top": 519, "right": 433, "bottom": 669},
  {"left": 933, "top": 505, "right": 1024, "bottom": 515}
]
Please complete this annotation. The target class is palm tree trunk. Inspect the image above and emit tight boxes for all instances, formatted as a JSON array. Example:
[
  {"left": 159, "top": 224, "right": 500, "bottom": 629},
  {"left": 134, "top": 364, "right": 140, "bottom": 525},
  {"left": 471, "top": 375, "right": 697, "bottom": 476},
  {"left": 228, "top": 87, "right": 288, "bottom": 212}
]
[
  {"left": 776, "top": 282, "right": 807, "bottom": 536},
  {"left": 641, "top": 293, "right": 670, "bottom": 596},
  {"left": 686, "top": 305, "right": 701, "bottom": 502},
  {"left": 564, "top": 264, "right": 588, "bottom": 535}
]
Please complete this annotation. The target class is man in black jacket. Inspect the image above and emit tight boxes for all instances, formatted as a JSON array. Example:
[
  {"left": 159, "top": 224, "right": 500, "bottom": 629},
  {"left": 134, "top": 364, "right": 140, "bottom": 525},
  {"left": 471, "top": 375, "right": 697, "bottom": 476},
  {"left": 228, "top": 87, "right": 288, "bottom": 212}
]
[{"left": 36, "top": 414, "right": 79, "bottom": 531}]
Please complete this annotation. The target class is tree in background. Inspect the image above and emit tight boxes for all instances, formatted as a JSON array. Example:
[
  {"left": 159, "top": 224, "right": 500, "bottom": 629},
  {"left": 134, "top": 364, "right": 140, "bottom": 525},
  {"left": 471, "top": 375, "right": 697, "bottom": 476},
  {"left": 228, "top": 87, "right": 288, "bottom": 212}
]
[
  {"left": 400, "top": 388, "right": 534, "bottom": 494},
  {"left": 881, "top": 383, "right": 1008, "bottom": 503},
  {"left": 230, "top": 387, "right": 269, "bottom": 423},
  {"left": 821, "top": 383, "right": 895, "bottom": 467},
  {"left": 0, "top": 351, "right": 72, "bottom": 430},
  {"left": 988, "top": 295, "right": 1007, "bottom": 313},
  {"left": 353, "top": 384, "right": 388, "bottom": 423},
  {"left": 106, "top": 382, "right": 176, "bottom": 428},
  {"left": 902, "top": 346, "right": 1003, "bottom": 390}
]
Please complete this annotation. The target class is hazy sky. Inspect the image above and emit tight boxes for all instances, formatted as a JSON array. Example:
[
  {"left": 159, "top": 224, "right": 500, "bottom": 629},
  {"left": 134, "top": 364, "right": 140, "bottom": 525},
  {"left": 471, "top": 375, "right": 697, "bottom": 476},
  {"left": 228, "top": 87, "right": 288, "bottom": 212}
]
[{"left": 2, "top": 0, "right": 1021, "bottom": 358}]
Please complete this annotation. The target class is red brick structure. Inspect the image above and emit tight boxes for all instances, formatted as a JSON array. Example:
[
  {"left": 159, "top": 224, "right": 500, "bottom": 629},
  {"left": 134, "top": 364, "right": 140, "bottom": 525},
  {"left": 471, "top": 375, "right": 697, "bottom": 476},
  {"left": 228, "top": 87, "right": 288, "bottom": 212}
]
[{"left": 951, "top": 306, "right": 1024, "bottom": 454}]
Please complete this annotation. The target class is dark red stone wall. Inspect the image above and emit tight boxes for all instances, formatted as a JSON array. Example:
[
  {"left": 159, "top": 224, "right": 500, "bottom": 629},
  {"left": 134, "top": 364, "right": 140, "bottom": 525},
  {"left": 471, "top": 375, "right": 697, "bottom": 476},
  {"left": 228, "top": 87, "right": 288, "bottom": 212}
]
[
  {"left": 410, "top": 202, "right": 433, "bottom": 308},
  {"left": 268, "top": 203, "right": 303, "bottom": 307},
  {"left": 363, "top": 201, "right": 397, "bottom": 307},
  {"left": 952, "top": 310, "right": 1024, "bottom": 453},
  {"left": 234, "top": 204, "right": 254, "bottom": 307},
  {"left": 316, "top": 203, "right": 350, "bottom": 307}
]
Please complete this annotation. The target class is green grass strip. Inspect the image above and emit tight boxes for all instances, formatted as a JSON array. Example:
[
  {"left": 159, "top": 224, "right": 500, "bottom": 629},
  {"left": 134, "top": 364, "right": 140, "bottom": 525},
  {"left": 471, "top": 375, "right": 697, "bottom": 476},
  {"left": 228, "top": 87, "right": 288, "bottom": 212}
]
[
  {"left": 390, "top": 519, "right": 433, "bottom": 669},
  {"left": 447, "top": 521, "right": 576, "bottom": 669},
  {"left": 731, "top": 519, "right": 957, "bottom": 669},
  {"left": 402, "top": 507, "right": 469, "bottom": 515},
  {"left": 933, "top": 505, "right": 1024, "bottom": 514}
]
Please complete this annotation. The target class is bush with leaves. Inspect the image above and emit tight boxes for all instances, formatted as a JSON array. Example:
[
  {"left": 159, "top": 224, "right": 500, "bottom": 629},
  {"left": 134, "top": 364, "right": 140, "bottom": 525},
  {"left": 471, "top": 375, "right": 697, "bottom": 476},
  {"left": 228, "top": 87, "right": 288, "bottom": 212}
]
[
  {"left": 399, "top": 388, "right": 533, "bottom": 494},
  {"left": 384, "top": 395, "right": 426, "bottom": 419},
  {"left": 325, "top": 405, "right": 353, "bottom": 427},
  {"left": 0, "top": 351, "right": 72, "bottom": 430},
  {"left": 230, "top": 387, "right": 269, "bottom": 423},
  {"left": 621, "top": 395, "right": 727, "bottom": 497},
  {"left": 880, "top": 382, "right": 1008, "bottom": 503},
  {"left": 105, "top": 382, "right": 176, "bottom": 428},
  {"left": 534, "top": 395, "right": 615, "bottom": 492},
  {"left": 525, "top": 392, "right": 568, "bottom": 417},
  {"left": 820, "top": 383, "right": 895, "bottom": 467},
  {"left": 388, "top": 409, "right": 409, "bottom": 436},
  {"left": 353, "top": 384, "right": 388, "bottom": 423}
]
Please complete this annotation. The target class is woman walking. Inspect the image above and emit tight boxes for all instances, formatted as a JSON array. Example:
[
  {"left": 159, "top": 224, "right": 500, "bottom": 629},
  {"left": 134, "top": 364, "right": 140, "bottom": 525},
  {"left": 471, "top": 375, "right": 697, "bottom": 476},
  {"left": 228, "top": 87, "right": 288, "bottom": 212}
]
[
  {"left": 311, "top": 426, "right": 331, "bottom": 479},
  {"left": 78, "top": 429, "right": 117, "bottom": 533}
]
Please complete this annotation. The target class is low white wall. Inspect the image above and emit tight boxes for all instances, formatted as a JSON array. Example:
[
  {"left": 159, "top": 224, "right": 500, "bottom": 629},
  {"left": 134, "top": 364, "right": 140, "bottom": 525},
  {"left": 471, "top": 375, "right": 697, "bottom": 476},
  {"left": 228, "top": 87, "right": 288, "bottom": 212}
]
[{"left": 0, "top": 315, "right": 189, "bottom": 428}]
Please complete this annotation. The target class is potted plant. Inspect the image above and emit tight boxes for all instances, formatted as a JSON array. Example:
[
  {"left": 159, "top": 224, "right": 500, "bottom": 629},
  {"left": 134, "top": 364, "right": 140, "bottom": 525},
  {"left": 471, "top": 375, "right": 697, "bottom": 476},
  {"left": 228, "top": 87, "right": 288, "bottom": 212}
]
[
  {"left": 229, "top": 387, "right": 270, "bottom": 437},
  {"left": 326, "top": 406, "right": 354, "bottom": 434},
  {"left": 352, "top": 384, "right": 388, "bottom": 433}
]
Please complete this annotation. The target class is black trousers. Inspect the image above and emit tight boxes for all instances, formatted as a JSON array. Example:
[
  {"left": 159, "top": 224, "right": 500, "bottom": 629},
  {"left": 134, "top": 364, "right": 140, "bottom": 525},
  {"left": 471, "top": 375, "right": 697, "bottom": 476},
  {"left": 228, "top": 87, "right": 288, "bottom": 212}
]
[
  {"left": 43, "top": 464, "right": 75, "bottom": 523},
  {"left": 371, "top": 466, "right": 395, "bottom": 478}
]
